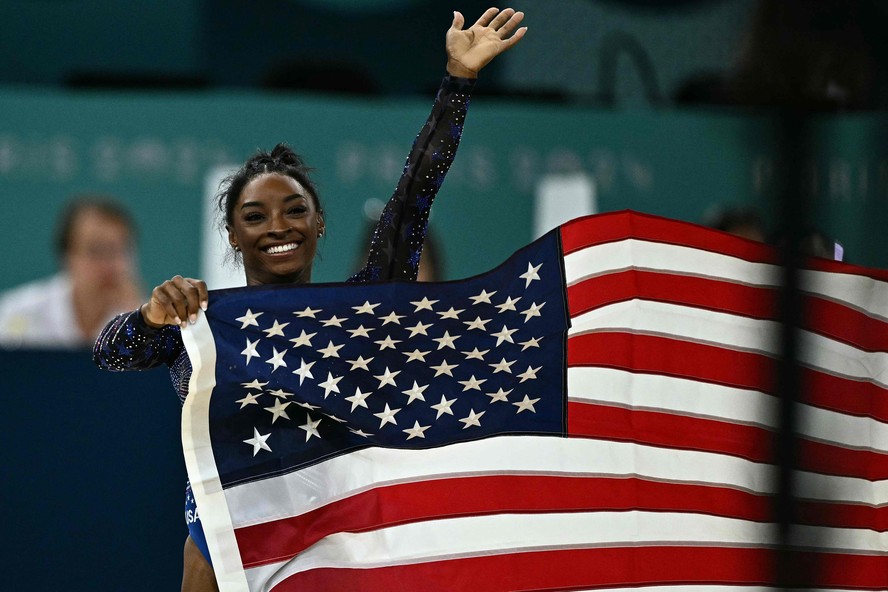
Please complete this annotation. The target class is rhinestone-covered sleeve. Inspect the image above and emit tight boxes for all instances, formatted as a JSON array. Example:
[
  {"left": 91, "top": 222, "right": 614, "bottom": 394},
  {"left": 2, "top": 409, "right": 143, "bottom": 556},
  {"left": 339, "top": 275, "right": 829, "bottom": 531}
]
[
  {"left": 93, "top": 309, "right": 185, "bottom": 372},
  {"left": 349, "top": 75, "right": 476, "bottom": 283}
]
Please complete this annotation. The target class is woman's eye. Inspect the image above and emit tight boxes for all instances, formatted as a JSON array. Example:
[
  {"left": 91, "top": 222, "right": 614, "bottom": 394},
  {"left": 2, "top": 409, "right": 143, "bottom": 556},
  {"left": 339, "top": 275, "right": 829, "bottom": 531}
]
[
  {"left": 288, "top": 206, "right": 308, "bottom": 216},
  {"left": 244, "top": 212, "right": 263, "bottom": 222}
]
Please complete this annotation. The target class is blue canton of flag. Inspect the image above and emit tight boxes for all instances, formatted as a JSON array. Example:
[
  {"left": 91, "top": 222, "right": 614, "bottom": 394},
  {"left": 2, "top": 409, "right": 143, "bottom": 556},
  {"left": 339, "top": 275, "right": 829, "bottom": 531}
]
[{"left": 203, "top": 230, "right": 569, "bottom": 488}]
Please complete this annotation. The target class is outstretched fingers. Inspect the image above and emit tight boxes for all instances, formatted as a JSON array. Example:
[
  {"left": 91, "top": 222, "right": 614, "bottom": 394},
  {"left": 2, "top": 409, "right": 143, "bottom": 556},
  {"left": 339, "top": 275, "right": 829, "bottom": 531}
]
[
  {"left": 473, "top": 7, "right": 502, "bottom": 28},
  {"left": 493, "top": 10, "right": 525, "bottom": 38}
]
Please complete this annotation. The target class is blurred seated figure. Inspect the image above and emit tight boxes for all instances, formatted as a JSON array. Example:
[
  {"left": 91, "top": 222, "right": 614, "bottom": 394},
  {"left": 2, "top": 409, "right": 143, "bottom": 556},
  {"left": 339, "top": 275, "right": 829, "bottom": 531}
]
[
  {"left": 703, "top": 204, "right": 768, "bottom": 242},
  {"left": 0, "top": 196, "right": 143, "bottom": 348}
]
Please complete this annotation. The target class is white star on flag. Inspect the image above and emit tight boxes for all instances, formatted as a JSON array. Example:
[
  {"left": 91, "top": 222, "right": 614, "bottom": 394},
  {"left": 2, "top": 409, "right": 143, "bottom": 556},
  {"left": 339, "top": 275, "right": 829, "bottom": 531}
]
[
  {"left": 318, "top": 372, "right": 343, "bottom": 398},
  {"left": 462, "top": 347, "right": 489, "bottom": 361},
  {"left": 513, "top": 395, "right": 541, "bottom": 413},
  {"left": 410, "top": 297, "right": 438, "bottom": 311},
  {"left": 240, "top": 379, "right": 268, "bottom": 390},
  {"left": 437, "top": 307, "right": 464, "bottom": 320},
  {"left": 489, "top": 358, "right": 516, "bottom": 373},
  {"left": 430, "top": 359, "right": 458, "bottom": 377},
  {"left": 520, "top": 302, "right": 545, "bottom": 323},
  {"left": 374, "top": 335, "right": 401, "bottom": 350},
  {"left": 496, "top": 296, "right": 522, "bottom": 313},
  {"left": 469, "top": 289, "right": 496, "bottom": 304},
  {"left": 289, "top": 330, "right": 316, "bottom": 348},
  {"left": 519, "top": 336, "right": 542, "bottom": 350},
  {"left": 352, "top": 301, "right": 380, "bottom": 315},
  {"left": 299, "top": 414, "right": 322, "bottom": 441},
  {"left": 463, "top": 316, "right": 491, "bottom": 331},
  {"left": 520, "top": 261, "right": 542, "bottom": 287},
  {"left": 347, "top": 325, "right": 374, "bottom": 339},
  {"left": 267, "top": 389, "right": 292, "bottom": 399},
  {"left": 345, "top": 386, "right": 371, "bottom": 411},
  {"left": 264, "top": 399, "right": 291, "bottom": 423},
  {"left": 235, "top": 392, "right": 262, "bottom": 408},
  {"left": 459, "top": 408, "right": 485, "bottom": 429},
  {"left": 292, "top": 358, "right": 315, "bottom": 385},
  {"left": 346, "top": 355, "right": 374, "bottom": 371},
  {"left": 491, "top": 325, "right": 518, "bottom": 346},
  {"left": 320, "top": 315, "right": 347, "bottom": 328},
  {"left": 402, "top": 381, "right": 428, "bottom": 404},
  {"left": 405, "top": 321, "right": 432, "bottom": 337},
  {"left": 317, "top": 341, "right": 345, "bottom": 358},
  {"left": 374, "top": 367, "right": 400, "bottom": 388},
  {"left": 433, "top": 331, "right": 460, "bottom": 350},
  {"left": 431, "top": 394, "right": 456, "bottom": 418},
  {"left": 403, "top": 349, "right": 431, "bottom": 363},
  {"left": 373, "top": 403, "right": 401, "bottom": 428},
  {"left": 517, "top": 365, "right": 542, "bottom": 383},
  {"left": 262, "top": 319, "right": 289, "bottom": 338},
  {"left": 379, "top": 311, "right": 405, "bottom": 325},
  {"left": 403, "top": 421, "right": 431, "bottom": 440},
  {"left": 236, "top": 309, "right": 263, "bottom": 329},
  {"left": 265, "top": 347, "right": 288, "bottom": 372},
  {"left": 240, "top": 338, "right": 260, "bottom": 364},
  {"left": 243, "top": 428, "right": 271, "bottom": 456},
  {"left": 458, "top": 375, "right": 486, "bottom": 391},
  {"left": 485, "top": 388, "right": 512, "bottom": 403},
  {"left": 293, "top": 306, "right": 320, "bottom": 318}
]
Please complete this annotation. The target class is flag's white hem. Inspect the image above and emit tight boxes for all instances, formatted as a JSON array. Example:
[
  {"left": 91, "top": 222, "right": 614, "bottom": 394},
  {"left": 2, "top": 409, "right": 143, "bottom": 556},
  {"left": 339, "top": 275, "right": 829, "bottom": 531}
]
[{"left": 182, "top": 314, "right": 250, "bottom": 591}]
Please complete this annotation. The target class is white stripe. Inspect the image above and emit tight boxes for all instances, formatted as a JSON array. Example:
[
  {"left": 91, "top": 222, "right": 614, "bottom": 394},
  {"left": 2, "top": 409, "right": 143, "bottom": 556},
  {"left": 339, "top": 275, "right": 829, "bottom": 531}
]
[
  {"left": 181, "top": 316, "right": 249, "bottom": 592},
  {"left": 563, "top": 240, "right": 780, "bottom": 289},
  {"left": 563, "top": 239, "right": 888, "bottom": 318},
  {"left": 568, "top": 367, "right": 888, "bottom": 453},
  {"left": 244, "top": 511, "right": 886, "bottom": 589},
  {"left": 568, "top": 299, "right": 888, "bottom": 386},
  {"left": 224, "top": 435, "right": 779, "bottom": 528},
  {"left": 568, "top": 366, "right": 777, "bottom": 427},
  {"left": 225, "top": 435, "right": 888, "bottom": 532}
]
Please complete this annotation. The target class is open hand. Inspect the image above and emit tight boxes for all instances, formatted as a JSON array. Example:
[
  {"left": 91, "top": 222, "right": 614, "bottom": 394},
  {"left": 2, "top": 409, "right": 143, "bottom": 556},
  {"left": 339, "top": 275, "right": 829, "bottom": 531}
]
[{"left": 446, "top": 7, "right": 527, "bottom": 78}]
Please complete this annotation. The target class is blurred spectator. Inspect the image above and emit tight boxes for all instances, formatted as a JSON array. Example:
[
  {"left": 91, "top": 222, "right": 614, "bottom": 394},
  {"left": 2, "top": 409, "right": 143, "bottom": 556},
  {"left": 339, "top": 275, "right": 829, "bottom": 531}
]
[
  {"left": 676, "top": 0, "right": 888, "bottom": 111},
  {"left": 703, "top": 204, "right": 768, "bottom": 242},
  {"left": 0, "top": 196, "right": 143, "bottom": 348}
]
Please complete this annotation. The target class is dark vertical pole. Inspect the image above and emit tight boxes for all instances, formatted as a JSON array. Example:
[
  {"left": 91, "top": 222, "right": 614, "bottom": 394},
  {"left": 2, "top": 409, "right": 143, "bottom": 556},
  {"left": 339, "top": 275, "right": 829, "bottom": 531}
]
[{"left": 773, "top": 110, "right": 812, "bottom": 589}]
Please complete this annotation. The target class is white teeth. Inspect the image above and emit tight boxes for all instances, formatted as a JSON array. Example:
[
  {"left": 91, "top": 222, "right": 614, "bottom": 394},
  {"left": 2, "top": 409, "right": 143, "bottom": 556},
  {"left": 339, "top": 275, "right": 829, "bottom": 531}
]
[{"left": 266, "top": 243, "right": 298, "bottom": 254}]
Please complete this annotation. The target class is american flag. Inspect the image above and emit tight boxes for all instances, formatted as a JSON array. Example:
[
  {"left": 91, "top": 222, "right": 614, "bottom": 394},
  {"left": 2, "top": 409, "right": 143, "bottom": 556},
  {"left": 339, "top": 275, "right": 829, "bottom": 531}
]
[{"left": 182, "top": 210, "right": 888, "bottom": 591}]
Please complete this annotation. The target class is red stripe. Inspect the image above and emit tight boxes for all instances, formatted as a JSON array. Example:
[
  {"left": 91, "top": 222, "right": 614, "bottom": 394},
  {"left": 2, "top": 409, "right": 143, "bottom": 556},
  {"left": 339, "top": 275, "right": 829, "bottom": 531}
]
[
  {"left": 567, "top": 331, "right": 888, "bottom": 423},
  {"left": 559, "top": 210, "right": 888, "bottom": 283},
  {"left": 567, "top": 331, "right": 774, "bottom": 393},
  {"left": 267, "top": 546, "right": 888, "bottom": 591},
  {"left": 797, "top": 498, "right": 888, "bottom": 532},
  {"left": 560, "top": 210, "right": 778, "bottom": 264},
  {"left": 799, "top": 438, "right": 888, "bottom": 482},
  {"left": 568, "top": 400, "right": 888, "bottom": 480},
  {"left": 567, "top": 400, "right": 774, "bottom": 463},
  {"left": 235, "top": 474, "right": 773, "bottom": 568},
  {"left": 567, "top": 269, "right": 777, "bottom": 320},
  {"left": 567, "top": 268, "right": 888, "bottom": 352}
]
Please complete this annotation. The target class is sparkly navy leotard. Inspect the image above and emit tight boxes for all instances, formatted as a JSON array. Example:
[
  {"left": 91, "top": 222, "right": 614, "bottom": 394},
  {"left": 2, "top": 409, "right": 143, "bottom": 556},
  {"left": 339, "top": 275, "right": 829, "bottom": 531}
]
[{"left": 93, "top": 75, "right": 475, "bottom": 564}]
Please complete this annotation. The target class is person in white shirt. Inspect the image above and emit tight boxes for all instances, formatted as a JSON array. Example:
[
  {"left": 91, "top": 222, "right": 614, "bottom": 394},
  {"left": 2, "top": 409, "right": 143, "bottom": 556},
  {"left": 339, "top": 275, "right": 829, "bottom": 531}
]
[{"left": 0, "top": 196, "right": 144, "bottom": 348}]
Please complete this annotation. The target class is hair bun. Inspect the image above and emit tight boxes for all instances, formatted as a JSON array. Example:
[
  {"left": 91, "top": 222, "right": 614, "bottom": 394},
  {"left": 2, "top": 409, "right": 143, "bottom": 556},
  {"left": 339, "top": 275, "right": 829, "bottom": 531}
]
[{"left": 270, "top": 143, "right": 303, "bottom": 167}]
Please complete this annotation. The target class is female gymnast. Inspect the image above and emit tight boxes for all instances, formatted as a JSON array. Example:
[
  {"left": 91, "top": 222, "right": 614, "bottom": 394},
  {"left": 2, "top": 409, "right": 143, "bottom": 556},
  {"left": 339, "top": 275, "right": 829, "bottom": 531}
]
[{"left": 94, "top": 7, "right": 526, "bottom": 591}]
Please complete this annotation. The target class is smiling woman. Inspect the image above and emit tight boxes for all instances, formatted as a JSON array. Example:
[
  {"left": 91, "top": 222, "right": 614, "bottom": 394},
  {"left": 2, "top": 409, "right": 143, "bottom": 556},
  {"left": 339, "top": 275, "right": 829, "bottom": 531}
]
[
  {"left": 221, "top": 150, "right": 326, "bottom": 286},
  {"left": 92, "top": 7, "right": 527, "bottom": 592}
]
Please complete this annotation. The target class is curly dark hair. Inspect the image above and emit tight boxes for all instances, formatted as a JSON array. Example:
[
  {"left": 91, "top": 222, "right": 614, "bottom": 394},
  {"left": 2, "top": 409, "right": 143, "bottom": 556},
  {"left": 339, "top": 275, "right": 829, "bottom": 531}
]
[{"left": 216, "top": 143, "right": 323, "bottom": 230}]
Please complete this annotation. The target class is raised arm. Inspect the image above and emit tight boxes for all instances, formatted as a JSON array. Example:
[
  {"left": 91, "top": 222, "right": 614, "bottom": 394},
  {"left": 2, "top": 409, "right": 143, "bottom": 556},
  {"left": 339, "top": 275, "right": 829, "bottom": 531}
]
[{"left": 350, "top": 7, "right": 526, "bottom": 283}]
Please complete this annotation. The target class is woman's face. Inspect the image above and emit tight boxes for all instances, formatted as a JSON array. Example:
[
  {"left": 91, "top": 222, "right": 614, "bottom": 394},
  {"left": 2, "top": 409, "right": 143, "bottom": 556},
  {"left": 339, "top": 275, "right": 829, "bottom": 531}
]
[{"left": 227, "top": 173, "right": 325, "bottom": 286}]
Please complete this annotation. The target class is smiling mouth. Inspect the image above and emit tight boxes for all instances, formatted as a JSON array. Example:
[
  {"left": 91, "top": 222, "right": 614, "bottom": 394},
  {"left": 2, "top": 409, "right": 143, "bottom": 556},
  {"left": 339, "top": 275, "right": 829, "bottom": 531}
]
[{"left": 264, "top": 242, "right": 300, "bottom": 255}]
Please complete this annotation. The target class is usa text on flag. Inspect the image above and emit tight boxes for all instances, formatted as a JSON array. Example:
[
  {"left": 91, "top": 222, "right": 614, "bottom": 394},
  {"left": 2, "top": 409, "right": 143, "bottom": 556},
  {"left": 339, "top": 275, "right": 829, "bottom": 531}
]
[{"left": 182, "top": 210, "right": 888, "bottom": 591}]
